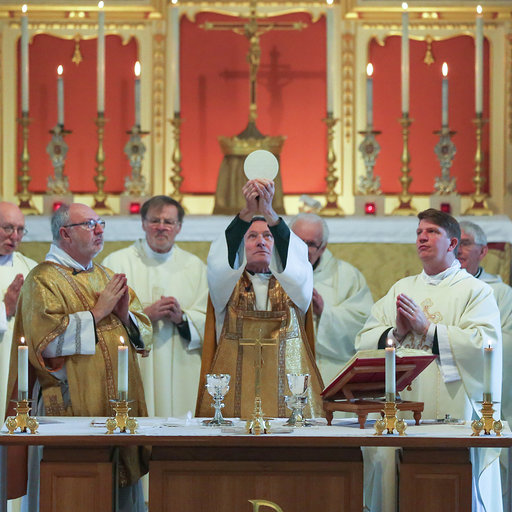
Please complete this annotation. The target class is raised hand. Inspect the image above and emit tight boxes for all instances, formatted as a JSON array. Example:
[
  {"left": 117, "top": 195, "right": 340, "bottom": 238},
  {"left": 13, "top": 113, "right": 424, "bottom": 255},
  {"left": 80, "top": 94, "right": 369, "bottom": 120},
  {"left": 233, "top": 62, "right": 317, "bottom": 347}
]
[{"left": 4, "top": 273, "right": 24, "bottom": 318}]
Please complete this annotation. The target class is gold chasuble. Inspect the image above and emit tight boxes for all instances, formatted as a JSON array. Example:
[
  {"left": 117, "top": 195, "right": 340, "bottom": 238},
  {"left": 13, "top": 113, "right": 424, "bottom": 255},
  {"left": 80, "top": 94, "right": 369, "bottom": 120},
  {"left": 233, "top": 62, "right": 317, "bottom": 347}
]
[
  {"left": 7, "top": 262, "right": 152, "bottom": 486},
  {"left": 196, "top": 273, "right": 324, "bottom": 419}
]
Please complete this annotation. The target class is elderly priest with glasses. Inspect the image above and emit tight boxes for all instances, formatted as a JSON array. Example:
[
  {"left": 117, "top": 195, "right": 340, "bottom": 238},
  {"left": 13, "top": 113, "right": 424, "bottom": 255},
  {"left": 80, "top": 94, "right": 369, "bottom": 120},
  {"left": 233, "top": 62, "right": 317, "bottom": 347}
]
[{"left": 7, "top": 203, "right": 152, "bottom": 512}]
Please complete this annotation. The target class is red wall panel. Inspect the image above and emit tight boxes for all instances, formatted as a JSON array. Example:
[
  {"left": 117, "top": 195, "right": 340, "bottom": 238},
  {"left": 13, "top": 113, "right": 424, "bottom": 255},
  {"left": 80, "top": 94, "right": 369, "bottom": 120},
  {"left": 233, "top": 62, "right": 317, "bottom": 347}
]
[
  {"left": 180, "top": 12, "right": 327, "bottom": 194},
  {"left": 17, "top": 34, "right": 138, "bottom": 194},
  {"left": 370, "top": 35, "right": 490, "bottom": 195}
]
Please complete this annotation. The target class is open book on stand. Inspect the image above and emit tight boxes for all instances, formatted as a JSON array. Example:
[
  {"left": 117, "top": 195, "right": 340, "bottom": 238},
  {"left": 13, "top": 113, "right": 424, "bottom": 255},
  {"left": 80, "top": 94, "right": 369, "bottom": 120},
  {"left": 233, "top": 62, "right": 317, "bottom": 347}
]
[{"left": 321, "top": 349, "right": 436, "bottom": 428}]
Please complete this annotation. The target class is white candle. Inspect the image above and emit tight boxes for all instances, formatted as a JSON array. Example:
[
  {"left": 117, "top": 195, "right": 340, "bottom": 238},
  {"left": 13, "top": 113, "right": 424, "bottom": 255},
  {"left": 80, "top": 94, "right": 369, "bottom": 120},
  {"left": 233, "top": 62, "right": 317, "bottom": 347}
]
[
  {"left": 57, "top": 65, "right": 64, "bottom": 126},
  {"left": 441, "top": 62, "right": 448, "bottom": 127},
  {"left": 170, "top": 2, "right": 181, "bottom": 113},
  {"left": 18, "top": 337, "right": 28, "bottom": 400},
  {"left": 97, "top": 1, "right": 105, "bottom": 114},
  {"left": 475, "top": 5, "right": 483, "bottom": 115},
  {"left": 401, "top": 2, "right": 409, "bottom": 115},
  {"left": 385, "top": 338, "right": 396, "bottom": 397},
  {"left": 21, "top": 4, "right": 29, "bottom": 113},
  {"left": 366, "top": 63, "right": 374, "bottom": 128},
  {"left": 134, "top": 61, "right": 141, "bottom": 127},
  {"left": 326, "top": 8, "right": 333, "bottom": 114},
  {"left": 483, "top": 342, "right": 493, "bottom": 396},
  {"left": 118, "top": 336, "right": 128, "bottom": 396}
]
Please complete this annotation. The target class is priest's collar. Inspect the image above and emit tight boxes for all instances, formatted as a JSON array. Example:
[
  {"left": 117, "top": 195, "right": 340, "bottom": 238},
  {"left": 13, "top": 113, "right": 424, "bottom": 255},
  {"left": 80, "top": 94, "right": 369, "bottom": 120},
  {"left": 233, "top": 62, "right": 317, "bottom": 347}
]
[
  {"left": 46, "top": 243, "right": 93, "bottom": 272},
  {"left": 141, "top": 238, "right": 174, "bottom": 262},
  {"left": 0, "top": 253, "right": 13, "bottom": 267},
  {"left": 474, "top": 267, "right": 483, "bottom": 279},
  {"left": 421, "top": 259, "right": 461, "bottom": 285},
  {"left": 246, "top": 269, "right": 272, "bottom": 276}
]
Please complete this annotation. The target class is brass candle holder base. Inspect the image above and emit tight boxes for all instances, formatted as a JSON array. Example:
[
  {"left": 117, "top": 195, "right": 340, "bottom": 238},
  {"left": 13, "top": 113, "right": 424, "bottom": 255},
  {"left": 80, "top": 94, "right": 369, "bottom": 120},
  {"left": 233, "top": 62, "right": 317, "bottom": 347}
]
[
  {"left": 106, "top": 399, "right": 138, "bottom": 434},
  {"left": 5, "top": 400, "right": 39, "bottom": 434},
  {"left": 471, "top": 396, "right": 503, "bottom": 436},
  {"left": 374, "top": 399, "right": 407, "bottom": 436},
  {"left": 246, "top": 396, "right": 271, "bottom": 435}
]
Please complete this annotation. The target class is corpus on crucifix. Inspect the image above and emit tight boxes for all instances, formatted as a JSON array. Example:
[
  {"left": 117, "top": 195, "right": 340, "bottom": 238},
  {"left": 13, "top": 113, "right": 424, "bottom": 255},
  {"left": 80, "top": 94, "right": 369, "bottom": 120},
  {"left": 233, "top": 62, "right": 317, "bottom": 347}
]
[{"left": 203, "top": 0, "right": 307, "bottom": 214}]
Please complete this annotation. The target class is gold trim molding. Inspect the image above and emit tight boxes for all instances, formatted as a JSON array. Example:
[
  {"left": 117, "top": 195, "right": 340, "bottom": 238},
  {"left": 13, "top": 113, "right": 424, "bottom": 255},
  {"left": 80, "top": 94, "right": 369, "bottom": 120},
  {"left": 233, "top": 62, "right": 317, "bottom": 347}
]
[
  {"left": 153, "top": 33, "right": 166, "bottom": 145},
  {"left": 341, "top": 32, "right": 354, "bottom": 145},
  {"left": 508, "top": 34, "right": 512, "bottom": 145}
]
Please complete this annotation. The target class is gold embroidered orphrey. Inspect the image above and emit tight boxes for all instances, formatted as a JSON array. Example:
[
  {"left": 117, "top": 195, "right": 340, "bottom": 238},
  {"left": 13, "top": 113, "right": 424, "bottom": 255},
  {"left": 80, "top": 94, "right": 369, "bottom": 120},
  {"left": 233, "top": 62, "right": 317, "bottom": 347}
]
[
  {"left": 421, "top": 298, "right": 443, "bottom": 324},
  {"left": 196, "top": 273, "right": 324, "bottom": 419}
]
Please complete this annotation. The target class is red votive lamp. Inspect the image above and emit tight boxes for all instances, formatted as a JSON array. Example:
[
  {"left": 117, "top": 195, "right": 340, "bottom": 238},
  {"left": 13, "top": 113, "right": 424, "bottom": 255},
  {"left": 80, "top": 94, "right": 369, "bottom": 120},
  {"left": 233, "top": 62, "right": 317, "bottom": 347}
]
[
  {"left": 129, "top": 202, "right": 141, "bottom": 214},
  {"left": 365, "top": 202, "right": 376, "bottom": 215},
  {"left": 440, "top": 202, "right": 451, "bottom": 214},
  {"left": 52, "top": 201, "right": 64, "bottom": 212}
]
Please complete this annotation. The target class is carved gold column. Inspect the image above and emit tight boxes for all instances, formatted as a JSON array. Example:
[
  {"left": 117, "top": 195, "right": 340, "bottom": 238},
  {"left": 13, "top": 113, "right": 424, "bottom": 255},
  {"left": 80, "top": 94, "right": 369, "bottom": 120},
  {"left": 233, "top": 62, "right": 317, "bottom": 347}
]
[
  {"left": 320, "top": 114, "right": 344, "bottom": 216},
  {"left": 17, "top": 114, "right": 39, "bottom": 214},
  {"left": 93, "top": 114, "right": 113, "bottom": 215},
  {"left": 169, "top": 113, "right": 184, "bottom": 205},
  {"left": 392, "top": 114, "right": 416, "bottom": 215},
  {"left": 464, "top": 114, "right": 492, "bottom": 215}
]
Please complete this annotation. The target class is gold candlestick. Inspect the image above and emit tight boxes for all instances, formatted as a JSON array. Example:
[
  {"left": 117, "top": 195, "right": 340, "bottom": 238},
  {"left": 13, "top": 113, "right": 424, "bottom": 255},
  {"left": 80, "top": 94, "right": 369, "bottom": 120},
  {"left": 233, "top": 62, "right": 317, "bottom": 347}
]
[
  {"left": 464, "top": 114, "right": 492, "bottom": 215},
  {"left": 392, "top": 114, "right": 416, "bottom": 216},
  {"left": 17, "top": 114, "right": 39, "bottom": 214},
  {"left": 5, "top": 400, "right": 39, "bottom": 434},
  {"left": 246, "top": 396, "right": 271, "bottom": 435},
  {"left": 170, "top": 113, "right": 184, "bottom": 205},
  {"left": 93, "top": 114, "right": 113, "bottom": 215},
  {"left": 106, "top": 395, "right": 138, "bottom": 434},
  {"left": 471, "top": 393, "right": 502, "bottom": 436},
  {"left": 320, "top": 114, "right": 344, "bottom": 217},
  {"left": 374, "top": 397, "right": 407, "bottom": 436}
]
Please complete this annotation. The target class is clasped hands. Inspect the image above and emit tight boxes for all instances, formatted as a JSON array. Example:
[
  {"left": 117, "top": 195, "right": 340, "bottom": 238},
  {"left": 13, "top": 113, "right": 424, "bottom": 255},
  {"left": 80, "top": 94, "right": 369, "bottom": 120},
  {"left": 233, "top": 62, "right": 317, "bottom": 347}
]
[
  {"left": 240, "top": 179, "right": 279, "bottom": 226},
  {"left": 92, "top": 273, "right": 131, "bottom": 326},
  {"left": 144, "top": 296, "right": 184, "bottom": 324},
  {"left": 394, "top": 293, "right": 430, "bottom": 341}
]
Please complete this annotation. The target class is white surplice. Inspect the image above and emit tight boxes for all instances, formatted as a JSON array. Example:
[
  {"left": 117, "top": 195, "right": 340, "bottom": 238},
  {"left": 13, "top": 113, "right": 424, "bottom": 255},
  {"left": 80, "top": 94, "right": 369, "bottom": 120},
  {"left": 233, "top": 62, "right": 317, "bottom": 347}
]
[
  {"left": 0, "top": 252, "right": 36, "bottom": 419},
  {"left": 103, "top": 240, "right": 208, "bottom": 417},
  {"left": 356, "top": 260, "right": 503, "bottom": 512},
  {"left": 313, "top": 249, "right": 373, "bottom": 384}
]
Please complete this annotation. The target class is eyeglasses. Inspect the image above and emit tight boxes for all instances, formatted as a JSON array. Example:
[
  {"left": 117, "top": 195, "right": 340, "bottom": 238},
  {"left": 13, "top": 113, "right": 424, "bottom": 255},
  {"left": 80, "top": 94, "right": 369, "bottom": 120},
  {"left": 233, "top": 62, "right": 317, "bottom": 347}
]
[
  {"left": 459, "top": 239, "right": 483, "bottom": 248},
  {"left": 145, "top": 218, "right": 180, "bottom": 228},
  {"left": 64, "top": 219, "right": 106, "bottom": 231},
  {"left": 303, "top": 240, "right": 323, "bottom": 250},
  {"left": 0, "top": 225, "right": 27, "bottom": 237}
]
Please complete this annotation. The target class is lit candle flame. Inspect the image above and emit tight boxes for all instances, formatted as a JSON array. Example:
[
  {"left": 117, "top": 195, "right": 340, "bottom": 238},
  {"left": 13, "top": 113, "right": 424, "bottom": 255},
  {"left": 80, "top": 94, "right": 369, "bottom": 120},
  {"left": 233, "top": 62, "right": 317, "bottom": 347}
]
[
  {"left": 22, "top": 4, "right": 27, "bottom": 13},
  {"left": 326, "top": 0, "right": 334, "bottom": 5},
  {"left": 171, "top": 0, "right": 178, "bottom": 4},
  {"left": 134, "top": 61, "right": 141, "bottom": 77},
  {"left": 120, "top": 336, "right": 125, "bottom": 346},
  {"left": 57, "top": 65, "right": 63, "bottom": 76},
  {"left": 402, "top": 2, "right": 408, "bottom": 10},
  {"left": 442, "top": 62, "right": 448, "bottom": 77},
  {"left": 98, "top": 1, "right": 104, "bottom": 9},
  {"left": 476, "top": 5, "right": 482, "bottom": 15},
  {"left": 367, "top": 63, "right": 373, "bottom": 77},
  {"left": 20, "top": 336, "right": 25, "bottom": 345},
  {"left": 387, "top": 338, "right": 394, "bottom": 348}
]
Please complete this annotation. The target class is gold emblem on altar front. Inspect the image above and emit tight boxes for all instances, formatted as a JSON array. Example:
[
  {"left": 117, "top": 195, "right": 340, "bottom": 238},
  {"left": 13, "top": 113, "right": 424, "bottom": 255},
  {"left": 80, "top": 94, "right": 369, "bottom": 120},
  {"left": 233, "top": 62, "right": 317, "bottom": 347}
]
[{"left": 249, "top": 499, "right": 284, "bottom": 512}]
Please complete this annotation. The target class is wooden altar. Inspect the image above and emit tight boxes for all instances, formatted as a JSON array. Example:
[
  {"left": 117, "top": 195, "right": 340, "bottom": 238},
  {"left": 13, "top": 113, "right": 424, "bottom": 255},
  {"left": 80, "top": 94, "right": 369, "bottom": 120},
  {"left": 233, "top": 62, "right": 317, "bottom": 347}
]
[{"left": 0, "top": 417, "right": 509, "bottom": 512}]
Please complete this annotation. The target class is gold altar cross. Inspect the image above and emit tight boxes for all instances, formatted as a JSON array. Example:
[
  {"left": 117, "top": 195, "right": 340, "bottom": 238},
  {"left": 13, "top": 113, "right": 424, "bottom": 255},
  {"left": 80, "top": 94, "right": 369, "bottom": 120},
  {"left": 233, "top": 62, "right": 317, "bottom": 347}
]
[
  {"left": 201, "top": 0, "right": 307, "bottom": 124},
  {"left": 240, "top": 327, "right": 277, "bottom": 397}
]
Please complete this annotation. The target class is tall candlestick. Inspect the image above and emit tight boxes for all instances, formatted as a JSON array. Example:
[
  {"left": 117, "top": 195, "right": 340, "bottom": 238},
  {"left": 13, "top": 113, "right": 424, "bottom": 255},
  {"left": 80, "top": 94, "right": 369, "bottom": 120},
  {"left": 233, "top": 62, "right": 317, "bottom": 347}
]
[
  {"left": 18, "top": 337, "right": 28, "bottom": 400},
  {"left": 385, "top": 338, "right": 396, "bottom": 397},
  {"left": 118, "top": 336, "right": 128, "bottom": 396},
  {"left": 483, "top": 342, "right": 493, "bottom": 396},
  {"left": 170, "top": 2, "right": 180, "bottom": 113},
  {"left": 366, "top": 63, "right": 374, "bottom": 128},
  {"left": 441, "top": 62, "right": 448, "bottom": 127},
  {"left": 21, "top": 4, "right": 29, "bottom": 113},
  {"left": 134, "top": 61, "right": 141, "bottom": 127},
  {"left": 57, "top": 65, "right": 64, "bottom": 126},
  {"left": 475, "top": 5, "right": 483, "bottom": 115},
  {"left": 97, "top": 1, "right": 105, "bottom": 114},
  {"left": 401, "top": 2, "right": 409, "bottom": 115},
  {"left": 326, "top": 8, "right": 333, "bottom": 114}
]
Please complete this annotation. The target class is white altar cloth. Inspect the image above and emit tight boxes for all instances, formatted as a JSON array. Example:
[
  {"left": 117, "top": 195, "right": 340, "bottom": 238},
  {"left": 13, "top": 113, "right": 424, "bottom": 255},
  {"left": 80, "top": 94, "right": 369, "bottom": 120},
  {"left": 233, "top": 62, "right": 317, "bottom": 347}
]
[{"left": 22, "top": 215, "right": 512, "bottom": 244}]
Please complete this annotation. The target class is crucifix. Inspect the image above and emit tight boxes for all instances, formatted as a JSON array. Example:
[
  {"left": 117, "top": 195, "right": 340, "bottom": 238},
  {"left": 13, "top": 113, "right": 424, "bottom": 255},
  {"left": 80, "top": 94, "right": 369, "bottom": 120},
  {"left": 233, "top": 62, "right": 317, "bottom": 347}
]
[
  {"left": 201, "top": 0, "right": 307, "bottom": 126},
  {"left": 239, "top": 327, "right": 277, "bottom": 434}
]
